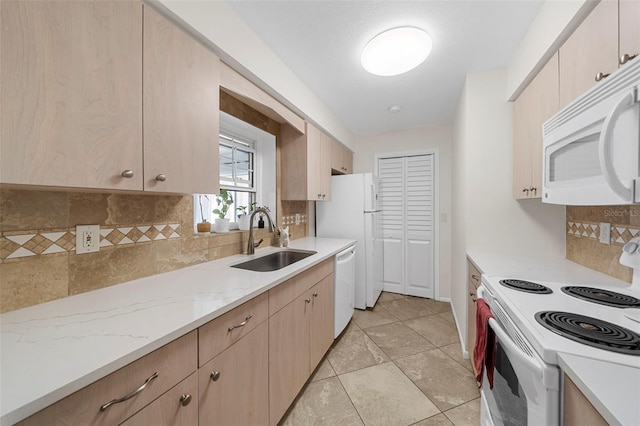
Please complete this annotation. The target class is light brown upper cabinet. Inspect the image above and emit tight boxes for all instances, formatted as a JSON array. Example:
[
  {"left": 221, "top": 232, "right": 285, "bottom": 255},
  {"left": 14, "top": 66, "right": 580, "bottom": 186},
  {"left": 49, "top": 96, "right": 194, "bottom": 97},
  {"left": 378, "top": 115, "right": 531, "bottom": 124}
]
[
  {"left": 143, "top": 6, "right": 219, "bottom": 194},
  {"left": 0, "top": 2, "right": 220, "bottom": 195},
  {"left": 559, "top": 0, "right": 639, "bottom": 108},
  {"left": 619, "top": 0, "right": 640, "bottom": 68},
  {"left": 331, "top": 139, "right": 353, "bottom": 175},
  {"left": 281, "top": 122, "right": 332, "bottom": 201},
  {"left": 513, "top": 53, "right": 560, "bottom": 200},
  {"left": 0, "top": 1, "right": 143, "bottom": 190}
]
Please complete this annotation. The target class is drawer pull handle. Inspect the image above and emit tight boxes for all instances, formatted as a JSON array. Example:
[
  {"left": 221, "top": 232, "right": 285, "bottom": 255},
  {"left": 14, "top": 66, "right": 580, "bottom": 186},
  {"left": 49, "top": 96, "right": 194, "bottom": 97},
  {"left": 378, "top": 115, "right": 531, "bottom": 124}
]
[
  {"left": 210, "top": 371, "right": 221, "bottom": 381},
  {"left": 471, "top": 274, "right": 479, "bottom": 282},
  {"left": 100, "top": 372, "right": 158, "bottom": 411},
  {"left": 180, "top": 394, "right": 192, "bottom": 407},
  {"left": 228, "top": 315, "right": 252, "bottom": 332}
]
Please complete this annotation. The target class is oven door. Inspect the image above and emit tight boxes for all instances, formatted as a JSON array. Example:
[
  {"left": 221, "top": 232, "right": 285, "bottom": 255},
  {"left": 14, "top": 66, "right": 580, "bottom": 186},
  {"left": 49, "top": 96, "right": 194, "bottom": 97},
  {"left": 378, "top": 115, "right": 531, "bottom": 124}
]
[{"left": 478, "top": 292, "right": 560, "bottom": 426}]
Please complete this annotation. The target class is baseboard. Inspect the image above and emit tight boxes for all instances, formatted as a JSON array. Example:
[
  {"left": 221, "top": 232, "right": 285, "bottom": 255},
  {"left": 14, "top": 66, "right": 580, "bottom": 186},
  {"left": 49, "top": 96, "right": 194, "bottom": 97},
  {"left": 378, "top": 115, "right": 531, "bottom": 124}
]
[{"left": 451, "top": 302, "right": 470, "bottom": 359}]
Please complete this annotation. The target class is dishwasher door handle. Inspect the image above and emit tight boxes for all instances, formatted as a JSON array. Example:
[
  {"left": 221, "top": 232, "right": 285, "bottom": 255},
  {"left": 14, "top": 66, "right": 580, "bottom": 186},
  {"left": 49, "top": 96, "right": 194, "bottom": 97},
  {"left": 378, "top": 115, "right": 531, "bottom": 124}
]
[{"left": 336, "top": 246, "right": 356, "bottom": 264}]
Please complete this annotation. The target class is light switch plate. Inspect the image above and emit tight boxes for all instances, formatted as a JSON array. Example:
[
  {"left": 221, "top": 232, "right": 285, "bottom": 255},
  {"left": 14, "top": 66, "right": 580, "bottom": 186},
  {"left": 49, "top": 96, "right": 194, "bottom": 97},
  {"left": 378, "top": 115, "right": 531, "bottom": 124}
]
[
  {"left": 599, "top": 222, "right": 611, "bottom": 244},
  {"left": 76, "top": 225, "right": 100, "bottom": 254}
]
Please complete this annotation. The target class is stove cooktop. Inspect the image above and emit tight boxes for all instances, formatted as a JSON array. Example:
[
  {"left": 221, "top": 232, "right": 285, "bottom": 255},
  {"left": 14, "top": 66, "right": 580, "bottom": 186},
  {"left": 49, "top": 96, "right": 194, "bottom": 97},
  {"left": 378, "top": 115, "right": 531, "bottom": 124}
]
[
  {"left": 561, "top": 286, "right": 640, "bottom": 308},
  {"left": 482, "top": 275, "right": 640, "bottom": 368},
  {"left": 535, "top": 311, "right": 640, "bottom": 356}
]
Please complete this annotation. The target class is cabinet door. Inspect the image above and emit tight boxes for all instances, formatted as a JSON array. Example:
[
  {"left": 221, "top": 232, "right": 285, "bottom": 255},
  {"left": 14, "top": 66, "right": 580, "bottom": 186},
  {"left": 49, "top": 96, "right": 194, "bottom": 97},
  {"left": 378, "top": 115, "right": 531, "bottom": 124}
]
[
  {"left": 121, "top": 373, "right": 198, "bottom": 426},
  {"left": 513, "top": 53, "right": 559, "bottom": 199},
  {"left": 0, "top": 1, "right": 143, "bottom": 190},
  {"left": 268, "top": 294, "right": 310, "bottom": 426},
  {"left": 309, "top": 275, "right": 335, "bottom": 370},
  {"left": 143, "top": 6, "right": 220, "bottom": 194},
  {"left": 305, "top": 124, "right": 323, "bottom": 200},
  {"left": 343, "top": 149, "right": 353, "bottom": 174},
  {"left": 559, "top": 0, "right": 618, "bottom": 108},
  {"left": 331, "top": 139, "right": 344, "bottom": 173},
  {"left": 320, "top": 131, "right": 332, "bottom": 200},
  {"left": 620, "top": 0, "right": 640, "bottom": 67},
  {"left": 563, "top": 374, "right": 607, "bottom": 426},
  {"left": 199, "top": 322, "right": 269, "bottom": 426}
]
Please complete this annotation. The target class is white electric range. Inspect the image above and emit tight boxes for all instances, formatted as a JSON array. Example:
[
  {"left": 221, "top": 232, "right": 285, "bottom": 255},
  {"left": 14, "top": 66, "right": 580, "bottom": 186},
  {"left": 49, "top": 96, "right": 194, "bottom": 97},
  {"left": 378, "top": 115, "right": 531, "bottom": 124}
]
[{"left": 477, "top": 273, "right": 640, "bottom": 426}]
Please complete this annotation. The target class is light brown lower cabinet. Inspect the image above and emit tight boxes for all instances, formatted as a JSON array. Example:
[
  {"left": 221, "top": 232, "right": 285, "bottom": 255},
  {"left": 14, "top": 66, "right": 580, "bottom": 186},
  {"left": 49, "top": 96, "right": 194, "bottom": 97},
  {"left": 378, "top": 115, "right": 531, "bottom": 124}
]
[
  {"left": 563, "top": 374, "right": 607, "bottom": 426},
  {"left": 121, "top": 373, "right": 198, "bottom": 426},
  {"left": 466, "top": 259, "right": 481, "bottom": 375},
  {"left": 16, "top": 260, "right": 336, "bottom": 426},
  {"left": 268, "top": 261, "right": 334, "bottom": 426},
  {"left": 17, "top": 331, "right": 197, "bottom": 426},
  {"left": 198, "top": 321, "right": 269, "bottom": 426}
]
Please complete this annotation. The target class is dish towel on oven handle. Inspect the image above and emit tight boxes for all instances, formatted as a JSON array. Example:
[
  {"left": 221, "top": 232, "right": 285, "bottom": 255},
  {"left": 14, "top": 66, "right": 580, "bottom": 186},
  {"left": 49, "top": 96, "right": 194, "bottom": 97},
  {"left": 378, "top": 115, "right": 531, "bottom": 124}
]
[{"left": 473, "top": 298, "right": 496, "bottom": 389}]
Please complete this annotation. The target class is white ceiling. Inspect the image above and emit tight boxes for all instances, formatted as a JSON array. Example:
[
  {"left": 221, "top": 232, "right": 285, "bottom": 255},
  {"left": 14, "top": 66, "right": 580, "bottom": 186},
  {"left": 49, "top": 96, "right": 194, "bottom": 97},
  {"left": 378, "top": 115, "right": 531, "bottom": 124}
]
[{"left": 226, "top": 0, "right": 544, "bottom": 136}]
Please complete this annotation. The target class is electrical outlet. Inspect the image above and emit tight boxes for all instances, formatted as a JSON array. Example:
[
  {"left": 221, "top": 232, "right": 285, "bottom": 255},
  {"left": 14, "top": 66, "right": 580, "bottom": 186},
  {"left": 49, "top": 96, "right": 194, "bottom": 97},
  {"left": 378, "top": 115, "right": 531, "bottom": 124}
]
[
  {"left": 599, "top": 222, "right": 611, "bottom": 244},
  {"left": 76, "top": 225, "right": 100, "bottom": 254},
  {"left": 295, "top": 213, "right": 301, "bottom": 225}
]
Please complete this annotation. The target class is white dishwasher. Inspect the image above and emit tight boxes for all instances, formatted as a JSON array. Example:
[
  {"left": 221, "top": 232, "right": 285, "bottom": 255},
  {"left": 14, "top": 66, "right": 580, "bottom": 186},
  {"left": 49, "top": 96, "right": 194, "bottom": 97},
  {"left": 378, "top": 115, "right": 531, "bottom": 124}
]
[{"left": 334, "top": 245, "right": 356, "bottom": 338}]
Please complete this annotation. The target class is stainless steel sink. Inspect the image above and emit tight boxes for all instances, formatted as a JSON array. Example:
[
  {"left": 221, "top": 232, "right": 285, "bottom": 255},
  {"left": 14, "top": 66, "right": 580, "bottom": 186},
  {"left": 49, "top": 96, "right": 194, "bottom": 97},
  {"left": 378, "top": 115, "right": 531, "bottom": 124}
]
[{"left": 231, "top": 249, "right": 317, "bottom": 272}]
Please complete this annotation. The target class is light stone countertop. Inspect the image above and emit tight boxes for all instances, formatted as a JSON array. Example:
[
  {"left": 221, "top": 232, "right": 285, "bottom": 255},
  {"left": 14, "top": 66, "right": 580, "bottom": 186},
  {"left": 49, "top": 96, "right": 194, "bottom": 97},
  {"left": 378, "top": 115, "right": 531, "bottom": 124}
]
[
  {"left": 558, "top": 353, "right": 640, "bottom": 426},
  {"left": 467, "top": 252, "right": 638, "bottom": 425},
  {"left": 0, "top": 237, "right": 356, "bottom": 426}
]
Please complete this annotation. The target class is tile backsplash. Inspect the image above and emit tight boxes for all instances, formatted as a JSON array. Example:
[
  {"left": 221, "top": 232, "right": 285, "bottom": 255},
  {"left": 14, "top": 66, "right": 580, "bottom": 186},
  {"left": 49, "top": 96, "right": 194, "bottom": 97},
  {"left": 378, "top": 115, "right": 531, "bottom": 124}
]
[
  {"left": 566, "top": 205, "right": 639, "bottom": 282},
  {"left": 0, "top": 189, "right": 307, "bottom": 313}
]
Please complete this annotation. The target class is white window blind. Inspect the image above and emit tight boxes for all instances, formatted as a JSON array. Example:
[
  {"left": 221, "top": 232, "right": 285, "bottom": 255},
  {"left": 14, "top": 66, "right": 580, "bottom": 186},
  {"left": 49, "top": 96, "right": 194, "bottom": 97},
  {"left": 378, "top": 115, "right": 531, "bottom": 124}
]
[{"left": 219, "top": 133, "right": 256, "bottom": 192}]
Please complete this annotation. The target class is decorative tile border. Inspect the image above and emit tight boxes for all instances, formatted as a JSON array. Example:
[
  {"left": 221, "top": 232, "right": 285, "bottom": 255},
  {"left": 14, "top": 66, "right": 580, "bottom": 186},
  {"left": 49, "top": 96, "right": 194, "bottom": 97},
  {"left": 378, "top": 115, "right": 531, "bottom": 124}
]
[
  {"left": 281, "top": 215, "right": 308, "bottom": 226},
  {"left": 567, "top": 221, "right": 640, "bottom": 245},
  {"left": 1, "top": 224, "right": 181, "bottom": 260}
]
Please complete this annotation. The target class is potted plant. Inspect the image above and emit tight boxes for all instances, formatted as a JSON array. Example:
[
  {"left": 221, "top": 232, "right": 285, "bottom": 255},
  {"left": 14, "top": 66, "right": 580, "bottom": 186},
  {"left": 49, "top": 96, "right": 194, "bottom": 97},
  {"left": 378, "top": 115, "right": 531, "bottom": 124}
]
[
  {"left": 212, "top": 189, "right": 233, "bottom": 233},
  {"left": 236, "top": 202, "right": 256, "bottom": 231},
  {"left": 196, "top": 195, "right": 211, "bottom": 233}
]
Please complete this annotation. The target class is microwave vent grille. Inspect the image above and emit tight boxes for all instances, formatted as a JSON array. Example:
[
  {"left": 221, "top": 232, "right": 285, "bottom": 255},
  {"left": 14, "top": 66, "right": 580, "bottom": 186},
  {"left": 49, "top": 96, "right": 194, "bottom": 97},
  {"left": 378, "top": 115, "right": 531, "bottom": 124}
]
[{"left": 544, "top": 60, "right": 640, "bottom": 137}]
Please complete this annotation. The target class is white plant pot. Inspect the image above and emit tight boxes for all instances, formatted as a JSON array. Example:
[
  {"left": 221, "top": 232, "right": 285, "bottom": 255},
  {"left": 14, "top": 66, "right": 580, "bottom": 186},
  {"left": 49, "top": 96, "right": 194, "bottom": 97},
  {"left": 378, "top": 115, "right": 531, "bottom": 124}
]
[
  {"left": 214, "top": 218, "right": 230, "bottom": 233},
  {"left": 237, "top": 215, "right": 251, "bottom": 231}
]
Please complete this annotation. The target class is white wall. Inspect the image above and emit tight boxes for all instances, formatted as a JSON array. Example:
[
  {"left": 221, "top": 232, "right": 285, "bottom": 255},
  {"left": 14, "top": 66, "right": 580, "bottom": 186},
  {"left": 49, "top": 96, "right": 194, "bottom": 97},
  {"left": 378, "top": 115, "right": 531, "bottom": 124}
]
[
  {"left": 451, "top": 70, "right": 566, "bottom": 353},
  {"left": 354, "top": 125, "right": 453, "bottom": 300},
  {"left": 156, "top": 0, "right": 355, "bottom": 150}
]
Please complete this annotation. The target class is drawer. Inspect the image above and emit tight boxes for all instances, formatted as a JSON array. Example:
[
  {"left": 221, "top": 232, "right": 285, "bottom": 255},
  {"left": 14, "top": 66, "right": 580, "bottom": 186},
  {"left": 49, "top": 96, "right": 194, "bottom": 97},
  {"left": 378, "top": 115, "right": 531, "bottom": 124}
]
[
  {"left": 467, "top": 260, "right": 481, "bottom": 289},
  {"left": 120, "top": 372, "right": 198, "bottom": 426},
  {"left": 268, "top": 258, "right": 333, "bottom": 315},
  {"left": 198, "top": 292, "right": 268, "bottom": 366},
  {"left": 18, "top": 331, "right": 197, "bottom": 426}
]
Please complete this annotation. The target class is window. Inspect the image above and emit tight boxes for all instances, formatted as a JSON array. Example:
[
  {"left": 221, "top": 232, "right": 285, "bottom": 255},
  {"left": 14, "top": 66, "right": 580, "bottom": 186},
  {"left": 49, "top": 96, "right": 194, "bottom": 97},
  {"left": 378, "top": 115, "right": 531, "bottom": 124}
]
[{"left": 194, "top": 111, "right": 276, "bottom": 231}]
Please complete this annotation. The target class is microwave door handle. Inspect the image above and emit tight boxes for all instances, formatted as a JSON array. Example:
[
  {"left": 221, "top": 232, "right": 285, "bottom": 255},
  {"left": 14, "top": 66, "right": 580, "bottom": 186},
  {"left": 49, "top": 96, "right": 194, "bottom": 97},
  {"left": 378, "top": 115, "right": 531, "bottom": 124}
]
[
  {"left": 598, "top": 88, "right": 637, "bottom": 202},
  {"left": 487, "top": 318, "right": 543, "bottom": 380}
]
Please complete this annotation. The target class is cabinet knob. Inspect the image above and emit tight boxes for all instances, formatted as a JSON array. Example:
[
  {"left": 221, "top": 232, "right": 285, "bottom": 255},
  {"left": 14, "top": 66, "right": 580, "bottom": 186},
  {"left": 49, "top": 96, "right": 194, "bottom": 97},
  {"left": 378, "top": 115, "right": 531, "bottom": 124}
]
[
  {"left": 322, "top": 194, "right": 326, "bottom": 199},
  {"left": 469, "top": 291, "right": 475, "bottom": 297},
  {"left": 121, "top": 170, "right": 134, "bottom": 179},
  {"left": 313, "top": 292, "right": 318, "bottom": 298},
  {"left": 180, "top": 394, "right": 192, "bottom": 407},
  {"left": 529, "top": 187, "right": 537, "bottom": 195},
  {"left": 210, "top": 371, "right": 221, "bottom": 381},
  {"left": 305, "top": 298, "right": 311, "bottom": 303},
  {"left": 595, "top": 72, "right": 610, "bottom": 82},
  {"left": 619, "top": 53, "right": 637, "bottom": 65},
  {"left": 522, "top": 188, "right": 529, "bottom": 194},
  {"left": 155, "top": 174, "right": 166, "bottom": 182},
  {"left": 472, "top": 296, "right": 477, "bottom": 303},
  {"left": 471, "top": 274, "right": 479, "bottom": 282},
  {"left": 317, "top": 194, "right": 322, "bottom": 199}
]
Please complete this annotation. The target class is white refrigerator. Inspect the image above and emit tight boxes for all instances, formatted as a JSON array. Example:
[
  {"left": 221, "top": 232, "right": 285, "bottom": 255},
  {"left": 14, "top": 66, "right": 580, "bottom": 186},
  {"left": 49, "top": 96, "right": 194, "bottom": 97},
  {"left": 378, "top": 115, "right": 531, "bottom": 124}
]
[{"left": 316, "top": 173, "right": 383, "bottom": 309}]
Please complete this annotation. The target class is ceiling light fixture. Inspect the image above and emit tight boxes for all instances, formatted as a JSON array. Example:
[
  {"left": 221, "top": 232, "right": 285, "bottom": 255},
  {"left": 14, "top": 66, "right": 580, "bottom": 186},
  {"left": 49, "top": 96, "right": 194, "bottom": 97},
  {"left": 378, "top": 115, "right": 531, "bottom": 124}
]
[
  {"left": 361, "top": 27, "right": 432, "bottom": 76},
  {"left": 388, "top": 105, "right": 402, "bottom": 113}
]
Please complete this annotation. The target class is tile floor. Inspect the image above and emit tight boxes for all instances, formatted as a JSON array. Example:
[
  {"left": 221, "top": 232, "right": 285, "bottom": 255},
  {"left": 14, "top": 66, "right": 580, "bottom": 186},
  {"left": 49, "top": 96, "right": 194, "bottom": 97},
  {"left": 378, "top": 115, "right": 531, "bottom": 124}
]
[{"left": 281, "top": 292, "right": 481, "bottom": 426}]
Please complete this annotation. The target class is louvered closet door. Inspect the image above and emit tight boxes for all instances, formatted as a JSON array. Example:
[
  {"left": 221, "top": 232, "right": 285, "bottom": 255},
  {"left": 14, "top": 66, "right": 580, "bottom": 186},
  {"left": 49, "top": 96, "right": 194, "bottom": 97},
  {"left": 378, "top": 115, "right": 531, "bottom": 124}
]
[
  {"left": 378, "top": 154, "right": 434, "bottom": 298},
  {"left": 378, "top": 158, "right": 404, "bottom": 294}
]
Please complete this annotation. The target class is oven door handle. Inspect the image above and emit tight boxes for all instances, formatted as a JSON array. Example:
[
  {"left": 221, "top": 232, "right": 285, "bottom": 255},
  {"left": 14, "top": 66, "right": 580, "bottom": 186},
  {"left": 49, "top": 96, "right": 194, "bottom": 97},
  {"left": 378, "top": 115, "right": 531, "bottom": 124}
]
[{"left": 488, "top": 318, "right": 543, "bottom": 380}]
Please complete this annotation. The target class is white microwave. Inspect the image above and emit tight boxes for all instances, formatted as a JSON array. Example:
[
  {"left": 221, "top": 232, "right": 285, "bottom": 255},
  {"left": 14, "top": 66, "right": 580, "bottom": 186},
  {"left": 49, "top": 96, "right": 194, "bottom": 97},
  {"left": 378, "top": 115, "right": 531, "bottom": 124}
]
[{"left": 542, "top": 59, "right": 640, "bottom": 205}]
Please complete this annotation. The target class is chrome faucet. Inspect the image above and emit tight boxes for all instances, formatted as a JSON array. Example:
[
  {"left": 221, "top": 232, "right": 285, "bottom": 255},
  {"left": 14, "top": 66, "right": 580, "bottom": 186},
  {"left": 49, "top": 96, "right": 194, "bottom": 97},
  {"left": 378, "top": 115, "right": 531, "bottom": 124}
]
[{"left": 247, "top": 207, "right": 275, "bottom": 255}]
